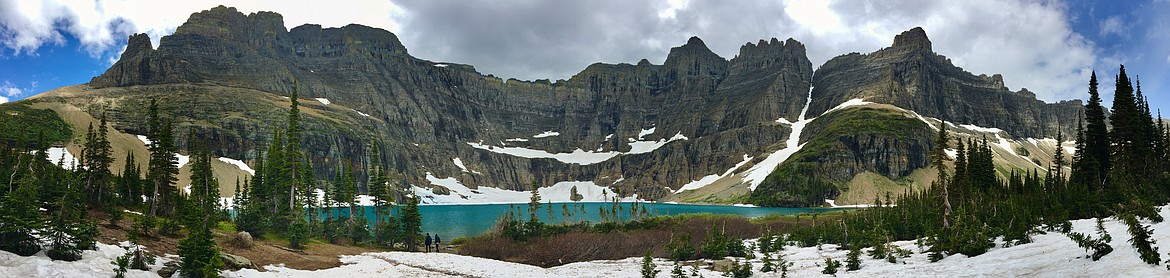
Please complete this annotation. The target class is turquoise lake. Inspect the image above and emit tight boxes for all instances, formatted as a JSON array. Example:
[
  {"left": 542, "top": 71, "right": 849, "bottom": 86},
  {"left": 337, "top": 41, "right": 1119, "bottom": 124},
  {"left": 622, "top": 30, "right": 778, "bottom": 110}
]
[{"left": 320, "top": 202, "right": 845, "bottom": 241}]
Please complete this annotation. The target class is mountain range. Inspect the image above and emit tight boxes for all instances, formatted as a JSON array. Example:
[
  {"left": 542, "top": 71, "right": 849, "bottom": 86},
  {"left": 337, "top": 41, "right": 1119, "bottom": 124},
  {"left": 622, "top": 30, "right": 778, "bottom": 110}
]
[{"left": 17, "top": 6, "right": 1082, "bottom": 206}]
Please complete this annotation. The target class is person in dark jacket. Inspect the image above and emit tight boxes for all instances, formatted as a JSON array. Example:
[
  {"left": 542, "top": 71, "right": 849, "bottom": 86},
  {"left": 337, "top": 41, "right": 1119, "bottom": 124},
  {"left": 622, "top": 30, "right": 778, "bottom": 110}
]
[
  {"left": 425, "top": 233, "right": 433, "bottom": 253},
  {"left": 434, "top": 234, "right": 441, "bottom": 251}
]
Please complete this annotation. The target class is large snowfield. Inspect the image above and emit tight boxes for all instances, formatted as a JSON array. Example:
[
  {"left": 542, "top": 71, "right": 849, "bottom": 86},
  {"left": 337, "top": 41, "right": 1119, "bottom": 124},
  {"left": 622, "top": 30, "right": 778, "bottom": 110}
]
[{"left": 7, "top": 207, "right": 1170, "bottom": 277}]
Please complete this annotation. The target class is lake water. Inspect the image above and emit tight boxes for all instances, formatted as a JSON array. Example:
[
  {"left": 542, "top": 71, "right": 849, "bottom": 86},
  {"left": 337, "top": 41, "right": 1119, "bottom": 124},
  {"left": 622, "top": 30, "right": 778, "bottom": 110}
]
[{"left": 321, "top": 202, "right": 845, "bottom": 241}]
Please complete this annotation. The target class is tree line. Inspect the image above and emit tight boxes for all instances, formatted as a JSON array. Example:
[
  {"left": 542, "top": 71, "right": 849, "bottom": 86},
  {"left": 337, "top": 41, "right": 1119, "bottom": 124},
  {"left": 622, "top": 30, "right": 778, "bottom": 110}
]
[
  {"left": 779, "top": 65, "right": 1170, "bottom": 271},
  {"left": 0, "top": 82, "right": 426, "bottom": 278}
]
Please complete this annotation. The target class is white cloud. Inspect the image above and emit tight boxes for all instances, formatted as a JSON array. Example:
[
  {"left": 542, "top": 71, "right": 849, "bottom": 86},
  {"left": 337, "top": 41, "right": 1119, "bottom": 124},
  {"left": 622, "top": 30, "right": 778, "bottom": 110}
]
[
  {"left": 0, "top": 96, "right": 8, "bottom": 104},
  {"left": 2, "top": 0, "right": 1098, "bottom": 106},
  {"left": 0, "top": 0, "right": 404, "bottom": 57},
  {"left": 1166, "top": 54, "right": 1170, "bottom": 64},
  {"left": 1100, "top": 16, "right": 1124, "bottom": 36},
  {"left": 2, "top": 80, "right": 24, "bottom": 97}
]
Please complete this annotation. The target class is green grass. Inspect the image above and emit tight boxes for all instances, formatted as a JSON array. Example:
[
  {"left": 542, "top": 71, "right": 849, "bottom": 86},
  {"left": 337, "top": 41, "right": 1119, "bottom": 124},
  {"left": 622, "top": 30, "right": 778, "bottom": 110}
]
[{"left": 751, "top": 106, "right": 933, "bottom": 207}]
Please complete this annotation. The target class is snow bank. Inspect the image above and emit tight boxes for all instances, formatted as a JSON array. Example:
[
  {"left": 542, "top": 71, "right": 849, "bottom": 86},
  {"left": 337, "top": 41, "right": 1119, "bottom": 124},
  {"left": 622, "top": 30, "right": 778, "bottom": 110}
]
[
  {"left": 227, "top": 207, "right": 1170, "bottom": 278},
  {"left": 433, "top": 64, "right": 449, "bottom": 68},
  {"left": 0, "top": 242, "right": 168, "bottom": 278},
  {"left": 315, "top": 98, "right": 331, "bottom": 105},
  {"left": 504, "top": 138, "right": 529, "bottom": 142},
  {"left": 46, "top": 147, "right": 81, "bottom": 169},
  {"left": 413, "top": 173, "right": 625, "bottom": 204},
  {"left": 944, "top": 148, "right": 958, "bottom": 159},
  {"left": 135, "top": 135, "right": 152, "bottom": 146},
  {"left": 218, "top": 157, "right": 255, "bottom": 175},
  {"left": 175, "top": 154, "right": 190, "bottom": 169},
  {"left": 134, "top": 136, "right": 190, "bottom": 168},
  {"left": 675, "top": 154, "right": 752, "bottom": 193},
  {"left": 532, "top": 131, "right": 560, "bottom": 138}
]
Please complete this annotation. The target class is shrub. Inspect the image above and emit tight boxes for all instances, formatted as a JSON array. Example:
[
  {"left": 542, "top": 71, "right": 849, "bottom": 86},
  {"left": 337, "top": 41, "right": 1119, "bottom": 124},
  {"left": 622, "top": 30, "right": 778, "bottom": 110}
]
[
  {"left": 846, "top": 247, "right": 861, "bottom": 271},
  {"left": 822, "top": 257, "right": 840, "bottom": 275},
  {"left": 641, "top": 251, "right": 660, "bottom": 278}
]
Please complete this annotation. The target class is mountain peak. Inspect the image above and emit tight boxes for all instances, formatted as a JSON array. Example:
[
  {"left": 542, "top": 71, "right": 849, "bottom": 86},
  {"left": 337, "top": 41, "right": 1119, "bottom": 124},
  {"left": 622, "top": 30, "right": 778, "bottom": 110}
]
[
  {"left": 664, "top": 36, "right": 724, "bottom": 66},
  {"left": 891, "top": 27, "right": 931, "bottom": 50}
]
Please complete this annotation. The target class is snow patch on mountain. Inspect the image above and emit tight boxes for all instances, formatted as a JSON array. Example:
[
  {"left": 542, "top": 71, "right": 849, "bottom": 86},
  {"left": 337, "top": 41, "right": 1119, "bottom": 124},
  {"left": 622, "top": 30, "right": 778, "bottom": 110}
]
[
  {"left": 218, "top": 157, "right": 255, "bottom": 175},
  {"left": 467, "top": 132, "right": 688, "bottom": 165},
  {"left": 637, "top": 127, "right": 655, "bottom": 140},
  {"left": 676, "top": 154, "right": 752, "bottom": 193},
  {"left": 352, "top": 109, "right": 371, "bottom": 118},
  {"left": 414, "top": 173, "right": 627, "bottom": 204},
  {"left": 626, "top": 132, "right": 688, "bottom": 154},
  {"left": 135, "top": 135, "right": 152, "bottom": 145},
  {"left": 944, "top": 148, "right": 958, "bottom": 159},
  {"left": 45, "top": 147, "right": 81, "bottom": 169},
  {"left": 822, "top": 98, "right": 873, "bottom": 115},
  {"left": 175, "top": 153, "right": 190, "bottom": 169},
  {"left": 743, "top": 89, "right": 819, "bottom": 190},
  {"left": 958, "top": 124, "right": 1004, "bottom": 134},
  {"left": 533, "top": 131, "right": 560, "bottom": 138},
  {"left": 315, "top": 98, "right": 331, "bottom": 105},
  {"left": 452, "top": 158, "right": 481, "bottom": 174}
]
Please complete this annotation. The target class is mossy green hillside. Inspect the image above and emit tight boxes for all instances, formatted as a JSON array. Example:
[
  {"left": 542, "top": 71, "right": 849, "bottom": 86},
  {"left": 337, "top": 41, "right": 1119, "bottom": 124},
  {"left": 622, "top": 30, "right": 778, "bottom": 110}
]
[
  {"left": 0, "top": 102, "right": 72, "bottom": 147},
  {"left": 751, "top": 106, "right": 933, "bottom": 207}
]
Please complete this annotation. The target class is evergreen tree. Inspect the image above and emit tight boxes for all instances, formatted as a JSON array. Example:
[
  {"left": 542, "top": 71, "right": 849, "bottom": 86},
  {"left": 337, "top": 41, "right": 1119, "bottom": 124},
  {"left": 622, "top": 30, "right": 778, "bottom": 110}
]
[
  {"left": 81, "top": 113, "right": 113, "bottom": 206},
  {"left": 119, "top": 152, "right": 143, "bottom": 208},
  {"left": 146, "top": 99, "right": 179, "bottom": 217},
  {"left": 178, "top": 142, "right": 224, "bottom": 277},
  {"left": 641, "top": 251, "right": 660, "bottom": 278},
  {"left": 1080, "top": 71, "right": 1111, "bottom": 193},
  {"left": 0, "top": 173, "right": 43, "bottom": 256},
  {"left": 45, "top": 168, "right": 88, "bottom": 261},
  {"left": 1109, "top": 66, "right": 1151, "bottom": 199},
  {"left": 285, "top": 82, "right": 304, "bottom": 214},
  {"left": 671, "top": 260, "right": 685, "bottom": 278},
  {"left": 400, "top": 195, "right": 423, "bottom": 251},
  {"left": 929, "top": 119, "right": 952, "bottom": 228},
  {"left": 846, "top": 246, "right": 861, "bottom": 271}
]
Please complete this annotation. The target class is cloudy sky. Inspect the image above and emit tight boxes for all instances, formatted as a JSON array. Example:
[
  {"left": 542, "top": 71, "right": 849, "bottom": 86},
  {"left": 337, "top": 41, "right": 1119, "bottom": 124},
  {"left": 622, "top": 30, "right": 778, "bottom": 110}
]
[{"left": 1, "top": 0, "right": 1167, "bottom": 116}]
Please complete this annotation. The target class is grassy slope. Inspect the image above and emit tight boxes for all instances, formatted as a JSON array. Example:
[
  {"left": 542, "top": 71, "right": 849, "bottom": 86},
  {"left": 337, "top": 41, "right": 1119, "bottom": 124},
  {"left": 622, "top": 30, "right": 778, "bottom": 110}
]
[{"left": 750, "top": 105, "right": 931, "bottom": 207}]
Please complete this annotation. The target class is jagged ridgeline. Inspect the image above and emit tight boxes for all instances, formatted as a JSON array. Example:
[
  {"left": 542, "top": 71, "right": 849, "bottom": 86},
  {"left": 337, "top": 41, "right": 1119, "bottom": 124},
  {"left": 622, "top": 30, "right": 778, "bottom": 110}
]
[{"left": 23, "top": 6, "right": 1081, "bottom": 206}]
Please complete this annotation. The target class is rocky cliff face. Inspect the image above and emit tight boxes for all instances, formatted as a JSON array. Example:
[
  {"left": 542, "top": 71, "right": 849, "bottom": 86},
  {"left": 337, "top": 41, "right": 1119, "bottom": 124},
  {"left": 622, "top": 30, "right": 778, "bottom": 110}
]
[
  {"left": 65, "top": 7, "right": 1080, "bottom": 204},
  {"left": 808, "top": 27, "right": 1081, "bottom": 138},
  {"left": 82, "top": 6, "right": 814, "bottom": 199}
]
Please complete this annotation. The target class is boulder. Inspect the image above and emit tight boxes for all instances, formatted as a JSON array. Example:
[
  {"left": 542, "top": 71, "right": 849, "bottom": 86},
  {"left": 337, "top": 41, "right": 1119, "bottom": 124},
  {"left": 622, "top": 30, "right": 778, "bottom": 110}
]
[{"left": 220, "top": 252, "right": 255, "bottom": 270}]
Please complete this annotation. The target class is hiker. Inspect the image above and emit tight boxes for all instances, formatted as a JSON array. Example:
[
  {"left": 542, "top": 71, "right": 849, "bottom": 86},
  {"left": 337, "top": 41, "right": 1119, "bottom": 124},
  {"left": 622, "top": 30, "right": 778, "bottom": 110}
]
[
  {"left": 425, "top": 233, "right": 433, "bottom": 253},
  {"left": 434, "top": 234, "right": 441, "bottom": 251}
]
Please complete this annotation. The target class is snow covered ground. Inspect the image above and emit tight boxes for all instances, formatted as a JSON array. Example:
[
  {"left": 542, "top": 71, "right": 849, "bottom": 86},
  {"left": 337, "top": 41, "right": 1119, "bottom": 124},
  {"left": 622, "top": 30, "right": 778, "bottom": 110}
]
[
  {"left": 220, "top": 206, "right": 1170, "bottom": 277},
  {"left": 0, "top": 242, "right": 169, "bottom": 278},
  {"left": 315, "top": 98, "right": 331, "bottom": 105},
  {"left": 7, "top": 208, "right": 1170, "bottom": 277}
]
